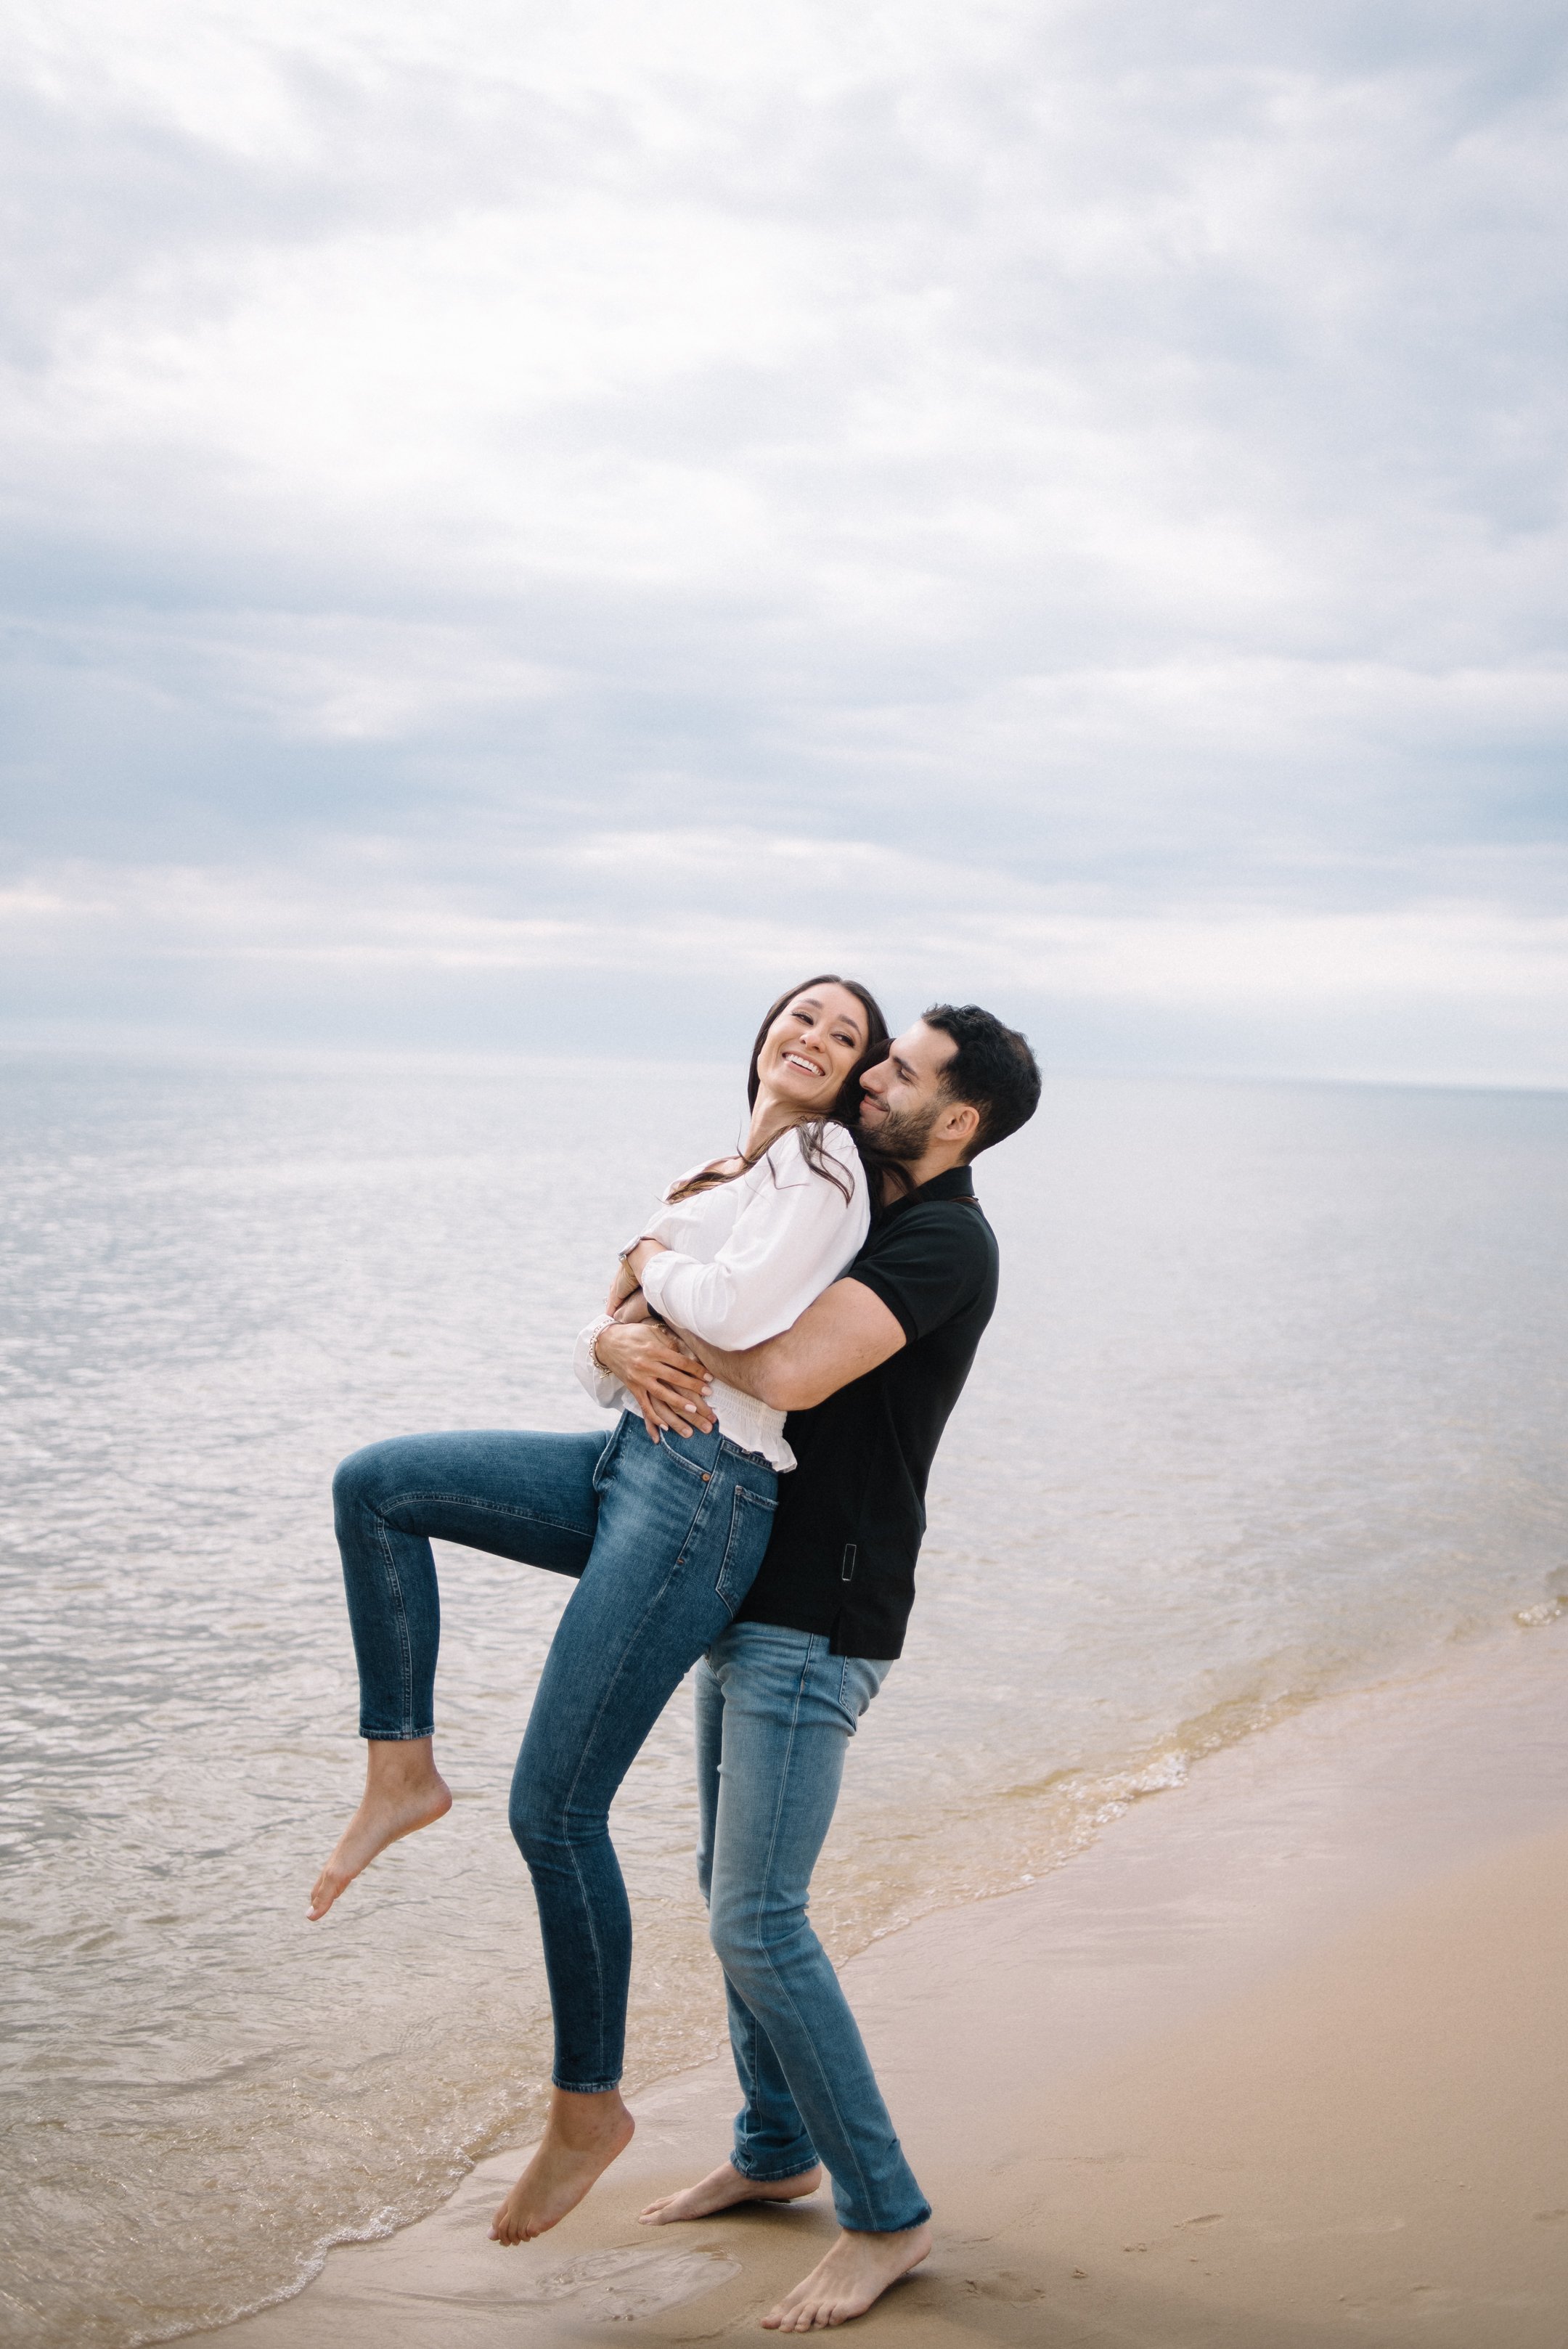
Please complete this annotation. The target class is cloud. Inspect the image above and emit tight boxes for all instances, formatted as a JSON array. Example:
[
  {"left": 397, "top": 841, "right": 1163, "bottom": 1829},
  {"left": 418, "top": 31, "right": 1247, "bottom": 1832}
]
[
  {"left": 6, "top": 828, "right": 1565, "bottom": 1089},
  {"left": 1, "top": 0, "right": 1565, "bottom": 1077}
]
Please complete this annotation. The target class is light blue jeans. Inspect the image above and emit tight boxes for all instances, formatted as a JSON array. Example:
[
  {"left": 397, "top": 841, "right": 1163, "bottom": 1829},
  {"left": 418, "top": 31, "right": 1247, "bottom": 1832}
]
[{"left": 695, "top": 1622, "right": 931, "bottom": 2236}]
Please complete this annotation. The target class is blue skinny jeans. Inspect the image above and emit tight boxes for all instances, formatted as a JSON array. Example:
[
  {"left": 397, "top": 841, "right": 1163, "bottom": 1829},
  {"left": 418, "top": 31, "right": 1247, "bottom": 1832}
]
[
  {"left": 332, "top": 1413, "right": 777, "bottom": 2091},
  {"left": 696, "top": 1621, "right": 931, "bottom": 2235}
]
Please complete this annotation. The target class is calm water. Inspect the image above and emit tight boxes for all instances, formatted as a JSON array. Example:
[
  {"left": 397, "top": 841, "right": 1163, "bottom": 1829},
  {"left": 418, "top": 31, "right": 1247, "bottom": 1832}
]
[{"left": 2, "top": 1050, "right": 1565, "bottom": 2346}]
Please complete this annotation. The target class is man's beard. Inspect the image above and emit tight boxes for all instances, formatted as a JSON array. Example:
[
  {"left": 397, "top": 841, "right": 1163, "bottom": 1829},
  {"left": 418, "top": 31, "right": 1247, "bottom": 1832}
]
[{"left": 861, "top": 1097, "right": 942, "bottom": 1163}]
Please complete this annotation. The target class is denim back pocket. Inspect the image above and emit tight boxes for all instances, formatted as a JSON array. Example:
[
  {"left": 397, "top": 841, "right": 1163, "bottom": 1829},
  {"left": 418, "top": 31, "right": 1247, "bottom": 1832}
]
[{"left": 714, "top": 1480, "right": 777, "bottom": 1614}]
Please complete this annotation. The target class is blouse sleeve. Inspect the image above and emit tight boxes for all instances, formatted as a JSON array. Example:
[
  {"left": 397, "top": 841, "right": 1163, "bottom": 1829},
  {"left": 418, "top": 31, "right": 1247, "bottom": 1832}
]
[
  {"left": 573, "top": 1315, "right": 626, "bottom": 1411},
  {"left": 638, "top": 1125, "right": 870, "bottom": 1350}
]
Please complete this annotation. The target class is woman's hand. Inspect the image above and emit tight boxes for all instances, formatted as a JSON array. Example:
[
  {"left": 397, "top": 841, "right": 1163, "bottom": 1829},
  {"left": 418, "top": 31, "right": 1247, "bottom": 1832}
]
[{"left": 594, "top": 1318, "right": 716, "bottom": 1442}]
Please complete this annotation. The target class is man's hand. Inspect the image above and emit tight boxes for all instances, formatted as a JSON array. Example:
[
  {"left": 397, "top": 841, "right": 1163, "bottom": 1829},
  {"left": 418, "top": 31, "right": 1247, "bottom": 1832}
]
[{"left": 595, "top": 1316, "right": 716, "bottom": 1443}]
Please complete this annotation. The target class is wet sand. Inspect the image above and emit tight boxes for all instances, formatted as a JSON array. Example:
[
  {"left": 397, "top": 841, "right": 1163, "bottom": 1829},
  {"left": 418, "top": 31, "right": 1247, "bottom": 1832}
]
[{"left": 200, "top": 1622, "right": 1568, "bottom": 2347}]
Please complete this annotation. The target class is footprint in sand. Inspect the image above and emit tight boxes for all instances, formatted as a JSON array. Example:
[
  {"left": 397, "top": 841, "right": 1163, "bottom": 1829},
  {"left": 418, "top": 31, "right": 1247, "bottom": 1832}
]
[{"left": 508, "top": 2245, "right": 742, "bottom": 2321}]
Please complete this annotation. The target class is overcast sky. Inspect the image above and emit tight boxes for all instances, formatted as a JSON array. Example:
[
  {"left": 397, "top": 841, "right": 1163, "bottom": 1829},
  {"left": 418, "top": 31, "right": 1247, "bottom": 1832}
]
[{"left": 3, "top": 0, "right": 1565, "bottom": 1081}]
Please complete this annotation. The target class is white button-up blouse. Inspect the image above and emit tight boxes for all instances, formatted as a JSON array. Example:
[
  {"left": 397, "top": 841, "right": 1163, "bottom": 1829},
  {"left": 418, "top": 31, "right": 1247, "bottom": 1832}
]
[{"left": 573, "top": 1119, "right": 870, "bottom": 1470}]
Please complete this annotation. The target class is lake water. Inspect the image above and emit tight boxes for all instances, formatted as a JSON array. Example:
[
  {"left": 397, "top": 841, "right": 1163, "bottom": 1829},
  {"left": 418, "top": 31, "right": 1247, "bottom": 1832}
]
[{"left": 2, "top": 1049, "right": 1565, "bottom": 2347}]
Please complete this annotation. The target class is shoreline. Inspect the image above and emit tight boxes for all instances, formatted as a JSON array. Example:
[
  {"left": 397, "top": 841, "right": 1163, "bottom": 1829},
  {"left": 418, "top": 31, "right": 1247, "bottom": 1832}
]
[{"left": 192, "top": 1615, "right": 1568, "bottom": 2347}]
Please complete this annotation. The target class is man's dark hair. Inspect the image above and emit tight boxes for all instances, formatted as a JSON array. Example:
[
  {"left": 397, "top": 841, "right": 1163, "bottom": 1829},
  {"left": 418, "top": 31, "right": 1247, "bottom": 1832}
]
[{"left": 922, "top": 1004, "right": 1042, "bottom": 1159}]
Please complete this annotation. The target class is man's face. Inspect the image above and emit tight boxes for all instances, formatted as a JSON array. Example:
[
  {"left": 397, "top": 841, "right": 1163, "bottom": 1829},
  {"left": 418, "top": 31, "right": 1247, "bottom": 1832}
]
[{"left": 857, "top": 1020, "right": 959, "bottom": 1161}]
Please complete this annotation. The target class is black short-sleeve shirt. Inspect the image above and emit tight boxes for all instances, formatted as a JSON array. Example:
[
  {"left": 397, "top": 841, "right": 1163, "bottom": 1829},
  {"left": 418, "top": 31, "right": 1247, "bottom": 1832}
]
[{"left": 735, "top": 1166, "right": 999, "bottom": 1659}]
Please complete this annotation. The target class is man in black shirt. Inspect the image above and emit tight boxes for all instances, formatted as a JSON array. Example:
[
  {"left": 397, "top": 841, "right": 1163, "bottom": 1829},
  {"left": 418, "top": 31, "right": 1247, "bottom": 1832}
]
[
  {"left": 597, "top": 1004, "right": 1040, "bottom": 2331},
  {"left": 735, "top": 1151, "right": 998, "bottom": 1663}
]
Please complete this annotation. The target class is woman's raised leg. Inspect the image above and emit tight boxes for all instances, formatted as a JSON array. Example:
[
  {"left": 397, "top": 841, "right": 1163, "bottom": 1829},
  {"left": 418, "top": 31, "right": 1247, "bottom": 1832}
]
[
  {"left": 309, "top": 1427, "right": 606, "bottom": 1919},
  {"left": 491, "top": 1418, "right": 777, "bottom": 2242}
]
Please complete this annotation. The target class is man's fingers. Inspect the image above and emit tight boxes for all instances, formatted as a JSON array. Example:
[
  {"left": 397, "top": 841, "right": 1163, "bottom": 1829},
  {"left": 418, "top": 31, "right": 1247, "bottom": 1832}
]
[
  {"left": 632, "top": 1389, "right": 706, "bottom": 1439},
  {"left": 619, "top": 1351, "right": 715, "bottom": 1442},
  {"left": 658, "top": 1373, "right": 711, "bottom": 1405},
  {"left": 646, "top": 1385, "right": 714, "bottom": 1436}
]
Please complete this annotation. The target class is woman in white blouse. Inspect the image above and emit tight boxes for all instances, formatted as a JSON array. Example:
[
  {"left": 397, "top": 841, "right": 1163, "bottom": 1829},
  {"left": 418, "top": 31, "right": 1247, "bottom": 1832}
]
[
  {"left": 311, "top": 976, "right": 888, "bottom": 2235},
  {"left": 577, "top": 1028, "right": 876, "bottom": 1471}
]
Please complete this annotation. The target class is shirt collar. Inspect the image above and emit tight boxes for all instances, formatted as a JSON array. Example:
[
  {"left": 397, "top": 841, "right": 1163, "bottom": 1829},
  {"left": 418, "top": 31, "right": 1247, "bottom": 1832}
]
[{"left": 884, "top": 1163, "right": 978, "bottom": 1218}]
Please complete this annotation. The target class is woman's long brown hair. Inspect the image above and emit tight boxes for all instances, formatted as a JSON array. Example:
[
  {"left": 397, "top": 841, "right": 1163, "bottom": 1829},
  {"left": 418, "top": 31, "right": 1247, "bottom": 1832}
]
[{"left": 668, "top": 974, "right": 891, "bottom": 1206}]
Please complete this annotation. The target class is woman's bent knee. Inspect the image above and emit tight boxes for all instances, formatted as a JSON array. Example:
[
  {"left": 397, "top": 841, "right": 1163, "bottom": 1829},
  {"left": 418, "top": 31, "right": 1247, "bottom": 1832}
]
[
  {"left": 332, "top": 1442, "right": 380, "bottom": 1513},
  {"left": 332, "top": 1439, "right": 408, "bottom": 1521}
]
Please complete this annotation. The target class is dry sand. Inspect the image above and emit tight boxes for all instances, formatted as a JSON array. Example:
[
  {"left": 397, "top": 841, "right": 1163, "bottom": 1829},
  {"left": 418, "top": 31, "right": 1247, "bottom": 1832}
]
[{"left": 201, "top": 1623, "right": 1568, "bottom": 2348}]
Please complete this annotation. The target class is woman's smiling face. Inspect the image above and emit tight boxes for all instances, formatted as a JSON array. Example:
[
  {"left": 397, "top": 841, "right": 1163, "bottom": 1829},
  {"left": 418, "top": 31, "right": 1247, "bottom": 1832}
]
[{"left": 755, "top": 984, "right": 870, "bottom": 1115}]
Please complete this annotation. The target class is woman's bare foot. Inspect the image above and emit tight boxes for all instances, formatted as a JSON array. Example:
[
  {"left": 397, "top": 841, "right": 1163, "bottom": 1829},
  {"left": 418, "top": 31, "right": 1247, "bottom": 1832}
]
[
  {"left": 640, "top": 2158, "right": 822, "bottom": 2224},
  {"left": 489, "top": 2088, "right": 635, "bottom": 2244},
  {"left": 307, "top": 1738, "right": 452, "bottom": 1920},
  {"left": 762, "top": 2222, "right": 931, "bottom": 2329}
]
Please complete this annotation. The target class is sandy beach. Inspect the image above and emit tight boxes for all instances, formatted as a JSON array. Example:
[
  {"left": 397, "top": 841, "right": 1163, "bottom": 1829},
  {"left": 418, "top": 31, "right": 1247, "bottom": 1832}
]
[{"left": 193, "top": 1617, "right": 1568, "bottom": 2349}]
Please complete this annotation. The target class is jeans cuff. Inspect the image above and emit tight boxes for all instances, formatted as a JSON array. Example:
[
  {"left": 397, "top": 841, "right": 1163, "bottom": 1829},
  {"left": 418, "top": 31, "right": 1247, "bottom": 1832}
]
[
  {"left": 732, "top": 2152, "right": 820, "bottom": 2184},
  {"left": 358, "top": 1723, "right": 434, "bottom": 1741},
  {"left": 552, "top": 2072, "right": 622, "bottom": 2095},
  {"left": 840, "top": 2199, "right": 933, "bottom": 2235}
]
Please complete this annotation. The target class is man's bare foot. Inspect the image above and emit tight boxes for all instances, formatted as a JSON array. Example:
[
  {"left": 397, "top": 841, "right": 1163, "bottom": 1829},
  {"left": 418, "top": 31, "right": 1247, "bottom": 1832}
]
[
  {"left": 490, "top": 2088, "right": 635, "bottom": 2244},
  {"left": 307, "top": 1738, "right": 452, "bottom": 1920},
  {"left": 639, "top": 2158, "right": 822, "bottom": 2224},
  {"left": 762, "top": 2223, "right": 931, "bottom": 2330}
]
